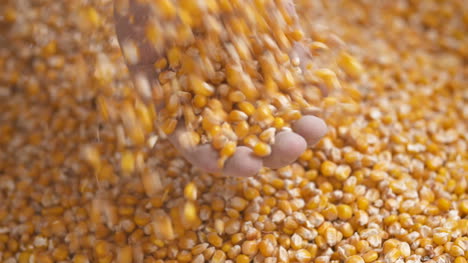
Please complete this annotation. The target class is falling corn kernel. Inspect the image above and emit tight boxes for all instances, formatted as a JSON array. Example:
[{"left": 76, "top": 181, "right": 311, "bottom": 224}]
[
  {"left": 152, "top": 212, "right": 175, "bottom": 241},
  {"left": 338, "top": 52, "right": 364, "bottom": 78},
  {"left": 141, "top": 171, "right": 163, "bottom": 197},
  {"left": 183, "top": 201, "right": 198, "bottom": 227},
  {"left": 184, "top": 182, "right": 198, "bottom": 201},
  {"left": 121, "top": 151, "right": 135, "bottom": 174},
  {"left": 82, "top": 145, "right": 101, "bottom": 170},
  {"left": 315, "top": 68, "right": 341, "bottom": 90}
]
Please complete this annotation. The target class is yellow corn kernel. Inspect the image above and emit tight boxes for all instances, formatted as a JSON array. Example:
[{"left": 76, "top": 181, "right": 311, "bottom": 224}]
[
  {"left": 161, "top": 118, "right": 177, "bottom": 135},
  {"left": 192, "top": 243, "right": 209, "bottom": 255},
  {"left": 241, "top": 240, "right": 258, "bottom": 256},
  {"left": 221, "top": 141, "right": 237, "bottom": 158},
  {"left": 134, "top": 212, "right": 151, "bottom": 227},
  {"left": 362, "top": 251, "right": 378, "bottom": 262},
  {"left": 166, "top": 94, "right": 180, "bottom": 114},
  {"left": 289, "top": 28, "right": 304, "bottom": 41},
  {"left": 315, "top": 68, "right": 341, "bottom": 90},
  {"left": 152, "top": 212, "right": 175, "bottom": 241},
  {"left": 234, "top": 121, "right": 250, "bottom": 139},
  {"left": 179, "top": 130, "right": 201, "bottom": 149},
  {"left": 18, "top": 252, "right": 32, "bottom": 263},
  {"left": 449, "top": 244, "right": 465, "bottom": 257},
  {"left": 279, "top": 70, "right": 296, "bottom": 91},
  {"left": 454, "top": 257, "right": 467, "bottom": 263},
  {"left": 82, "top": 7, "right": 101, "bottom": 27},
  {"left": 116, "top": 246, "right": 133, "bottom": 263},
  {"left": 253, "top": 141, "right": 271, "bottom": 157},
  {"left": 191, "top": 75, "right": 215, "bottom": 96},
  {"left": 158, "top": 0, "right": 176, "bottom": 18},
  {"left": 154, "top": 58, "right": 167, "bottom": 70},
  {"left": 335, "top": 164, "right": 351, "bottom": 180},
  {"left": 95, "top": 240, "right": 111, "bottom": 257},
  {"left": 357, "top": 197, "right": 369, "bottom": 210},
  {"left": 236, "top": 254, "right": 250, "bottom": 263},
  {"left": 384, "top": 248, "right": 401, "bottom": 263},
  {"left": 212, "top": 133, "right": 228, "bottom": 150},
  {"left": 310, "top": 41, "right": 329, "bottom": 52},
  {"left": 231, "top": 233, "right": 244, "bottom": 244},
  {"left": 231, "top": 197, "right": 248, "bottom": 211},
  {"left": 437, "top": 198, "right": 451, "bottom": 211},
  {"left": 382, "top": 239, "right": 399, "bottom": 254},
  {"left": 323, "top": 96, "right": 339, "bottom": 109},
  {"left": 338, "top": 52, "right": 364, "bottom": 78},
  {"left": 346, "top": 255, "right": 365, "bottom": 263},
  {"left": 259, "top": 127, "right": 276, "bottom": 143},
  {"left": 258, "top": 239, "right": 274, "bottom": 257},
  {"left": 299, "top": 149, "right": 313, "bottom": 161},
  {"left": 321, "top": 161, "right": 337, "bottom": 176},
  {"left": 83, "top": 145, "right": 101, "bottom": 170},
  {"left": 281, "top": 109, "right": 302, "bottom": 121},
  {"left": 207, "top": 232, "right": 223, "bottom": 248},
  {"left": 459, "top": 200, "right": 468, "bottom": 215},
  {"left": 141, "top": 171, "right": 163, "bottom": 197},
  {"left": 249, "top": 124, "right": 263, "bottom": 135},
  {"left": 193, "top": 94, "right": 207, "bottom": 108},
  {"left": 167, "top": 47, "right": 181, "bottom": 68},
  {"left": 344, "top": 150, "right": 360, "bottom": 163},
  {"left": 73, "top": 254, "right": 90, "bottom": 263},
  {"left": 184, "top": 182, "right": 197, "bottom": 201},
  {"left": 340, "top": 222, "right": 354, "bottom": 238},
  {"left": 228, "top": 90, "right": 246, "bottom": 102},
  {"left": 295, "top": 249, "right": 312, "bottom": 263},
  {"left": 229, "top": 110, "right": 248, "bottom": 122},
  {"left": 211, "top": 250, "right": 227, "bottom": 263},
  {"left": 203, "top": 121, "right": 221, "bottom": 137},
  {"left": 36, "top": 253, "right": 54, "bottom": 263},
  {"left": 384, "top": 214, "right": 398, "bottom": 226},
  {"left": 121, "top": 151, "right": 135, "bottom": 174},
  {"left": 337, "top": 204, "right": 353, "bottom": 220},
  {"left": 183, "top": 201, "right": 198, "bottom": 226},
  {"left": 243, "top": 187, "right": 260, "bottom": 201},
  {"left": 145, "top": 23, "right": 163, "bottom": 50},
  {"left": 322, "top": 204, "right": 338, "bottom": 221},
  {"left": 51, "top": 246, "right": 68, "bottom": 261},
  {"left": 273, "top": 117, "right": 285, "bottom": 129},
  {"left": 176, "top": 250, "right": 192, "bottom": 262},
  {"left": 237, "top": 101, "right": 255, "bottom": 116}
]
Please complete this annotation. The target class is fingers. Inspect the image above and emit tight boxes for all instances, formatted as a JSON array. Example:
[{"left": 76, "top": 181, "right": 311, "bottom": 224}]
[
  {"left": 223, "top": 146, "right": 263, "bottom": 177},
  {"left": 188, "top": 145, "right": 221, "bottom": 174},
  {"left": 262, "top": 131, "right": 307, "bottom": 169},
  {"left": 168, "top": 127, "right": 221, "bottom": 174},
  {"left": 169, "top": 125, "right": 263, "bottom": 176},
  {"left": 292, "top": 115, "right": 328, "bottom": 146},
  {"left": 169, "top": 115, "right": 327, "bottom": 174},
  {"left": 262, "top": 115, "right": 327, "bottom": 169}
]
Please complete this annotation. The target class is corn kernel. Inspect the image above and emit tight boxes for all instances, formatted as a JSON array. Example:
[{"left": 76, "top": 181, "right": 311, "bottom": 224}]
[{"left": 253, "top": 141, "right": 272, "bottom": 157}]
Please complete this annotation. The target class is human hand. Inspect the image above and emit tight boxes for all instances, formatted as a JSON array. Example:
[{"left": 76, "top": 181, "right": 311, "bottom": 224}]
[{"left": 114, "top": 0, "right": 327, "bottom": 177}]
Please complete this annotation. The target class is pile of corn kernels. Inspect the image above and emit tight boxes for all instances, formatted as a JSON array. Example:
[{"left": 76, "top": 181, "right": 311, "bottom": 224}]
[
  {"left": 0, "top": 0, "right": 467, "bottom": 263},
  {"left": 112, "top": 0, "right": 358, "bottom": 168}
]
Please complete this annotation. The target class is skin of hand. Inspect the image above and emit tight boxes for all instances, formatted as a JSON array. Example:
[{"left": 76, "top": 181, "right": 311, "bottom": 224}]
[{"left": 114, "top": 0, "right": 328, "bottom": 177}]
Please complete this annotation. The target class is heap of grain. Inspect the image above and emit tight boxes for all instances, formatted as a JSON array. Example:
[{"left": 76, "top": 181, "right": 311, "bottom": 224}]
[
  {"left": 0, "top": 0, "right": 467, "bottom": 263},
  {"left": 110, "top": 0, "right": 358, "bottom": 168}
]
